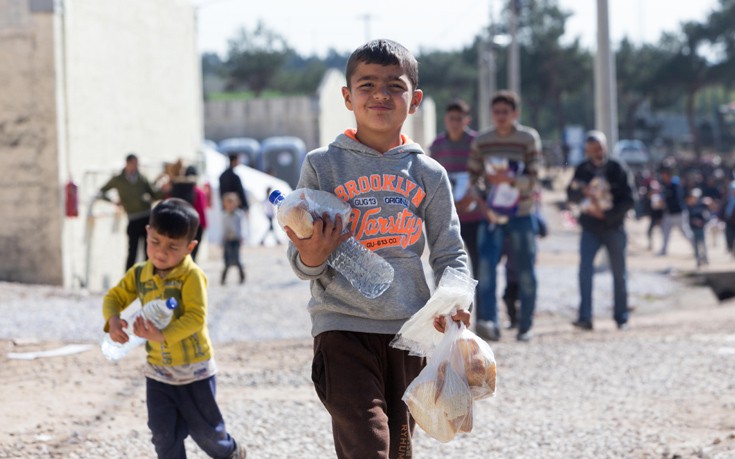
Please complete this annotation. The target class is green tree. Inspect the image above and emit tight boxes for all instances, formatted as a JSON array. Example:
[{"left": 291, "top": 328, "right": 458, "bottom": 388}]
[
  {"left": 513, "top": 0, "right": 592, "bottom": 139},
  {"left": 615, "top": 39, "right": 675, "bottom": 139},
  {"left": 652, "top": 22, "right": 712, "bottom": 155},
  {"left": 225, "top": 21, "right": 291, "bottom": 96}
]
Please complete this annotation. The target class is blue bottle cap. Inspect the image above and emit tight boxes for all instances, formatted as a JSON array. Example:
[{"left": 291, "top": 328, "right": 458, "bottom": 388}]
[
  {"left": 268, "top": 189, "right": 284, "bottom": 205},
  {"left": 166, "top": 298, "right": 178, "bottom": 310}
]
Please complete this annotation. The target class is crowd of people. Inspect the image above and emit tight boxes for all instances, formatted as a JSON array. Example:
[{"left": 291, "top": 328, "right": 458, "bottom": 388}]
[{"left": 96, "top": 38, "right": 735, "bottom": 459}]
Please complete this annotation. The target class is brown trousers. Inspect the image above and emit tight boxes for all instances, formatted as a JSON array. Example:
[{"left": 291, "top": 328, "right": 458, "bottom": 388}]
[{"left": 312, "top": 331, "right": 425, "bottom": 459}]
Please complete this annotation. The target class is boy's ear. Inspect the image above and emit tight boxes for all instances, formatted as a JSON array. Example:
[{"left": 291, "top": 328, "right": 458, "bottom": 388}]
[
  {"left": 409, "top": 89, "right": 423, "bottom": 114},
  {"left": 186, "top": 240, "right": 198, "bottom": 254},
  {"left": 341, "top": 86, "right": 354, "bottom": 111}
]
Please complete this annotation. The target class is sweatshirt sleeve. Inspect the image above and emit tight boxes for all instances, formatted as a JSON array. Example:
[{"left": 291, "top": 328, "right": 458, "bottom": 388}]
[
  {"left": 287, "top": 155, "right": 329, "bottom": 280},
  {"left": 102, "top": 268, "right": 139, "bottom": 332},
  {"left": 603, "top": 163, "right": 635, "bottom": 224},
  {"left": 422, "top": 164, "right": 471, "bottom": 287},
  {"left": 160, "top": 270, "right": 208, "bottom": 345}
]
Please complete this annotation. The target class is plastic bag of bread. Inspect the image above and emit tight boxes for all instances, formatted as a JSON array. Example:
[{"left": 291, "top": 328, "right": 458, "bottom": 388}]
[
  {"left": 391, "top": 267, "right": 477, "bottom": 357},
  {"left": 453, "top": 326, "right": 497, "bottom": 400},
  {"left": 403, "top": 318, "right": 474, "bottom": 443},
  {"left": 271, "top": 188, "right": 352, "bottom": 239}
]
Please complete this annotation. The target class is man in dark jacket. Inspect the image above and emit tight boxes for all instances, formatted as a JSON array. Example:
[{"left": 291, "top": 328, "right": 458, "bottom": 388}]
[
  {"left": 219, "top": 154, "right": 249, "bottom": 212},
  {"left": 567, "top": 131, "right": 635, "bottom": 331},
  {"left": 98, "top": 153, "right": 165, "bottom": 270}
]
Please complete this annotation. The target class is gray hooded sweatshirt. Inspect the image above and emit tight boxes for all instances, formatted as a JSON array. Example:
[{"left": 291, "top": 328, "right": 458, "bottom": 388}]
[{"left": 287, "top": 131, "right": 470, "bottom": 337}]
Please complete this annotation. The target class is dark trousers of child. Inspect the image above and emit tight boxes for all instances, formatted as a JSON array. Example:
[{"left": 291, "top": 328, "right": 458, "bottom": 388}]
[
  {"left": 222, "top": 240, "right": 244, "bottom": 284},
  {"left": 146, "top": 376, "right": 237, "bottom": 459},
  {"left": 312, "top": 331, "right": 424, "bottom": 459},
  {"left": 126, "top": 214, "right": 149, "bottom": 270}
]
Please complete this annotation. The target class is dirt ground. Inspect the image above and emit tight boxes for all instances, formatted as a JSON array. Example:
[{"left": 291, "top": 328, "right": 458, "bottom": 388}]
[{"left": 2, "top": 175, "right": 735, "bottom": 458}]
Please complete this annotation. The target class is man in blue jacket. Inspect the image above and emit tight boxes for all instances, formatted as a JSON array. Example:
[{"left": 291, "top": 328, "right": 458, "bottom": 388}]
[{"left": 567, "top": 131, "right": 636, "bottom": 331}]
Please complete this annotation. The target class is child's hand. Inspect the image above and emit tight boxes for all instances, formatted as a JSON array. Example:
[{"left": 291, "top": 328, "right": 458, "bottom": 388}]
[
  {"left": 108, "top": 315, "right": 130, "bottom": 344},
  {"left": 132, "top": 316, "right": 165, "bottom": 343},
  {"left": 286, "top": 213, "right": 352, "bottom": 267},
  {"left": 433, "top": 309, "right": 471, "bottom": 333}
]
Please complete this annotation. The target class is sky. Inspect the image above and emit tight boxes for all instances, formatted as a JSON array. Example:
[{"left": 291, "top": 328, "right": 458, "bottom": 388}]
[{"left": 191, "top": 0, "right": 719, "bottom": 58}]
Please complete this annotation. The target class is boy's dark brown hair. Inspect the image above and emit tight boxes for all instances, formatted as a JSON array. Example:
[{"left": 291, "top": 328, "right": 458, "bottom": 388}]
[
  {"left": 149, "top": 198, "right": 199, "bottom": 242},
  {"left": 445, "top": 98, "right": 470, "bottom": 115},
  {"left": 491, "top": 90, "right": 520, "bottom": 111},
  {"left": 345, "top": 39, "right": 419, "bottom": 90}
]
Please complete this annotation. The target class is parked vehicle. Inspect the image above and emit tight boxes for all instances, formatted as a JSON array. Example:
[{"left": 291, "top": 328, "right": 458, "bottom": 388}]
[{"left": 614, "top": 139, "right": 650, "bottom": 167}]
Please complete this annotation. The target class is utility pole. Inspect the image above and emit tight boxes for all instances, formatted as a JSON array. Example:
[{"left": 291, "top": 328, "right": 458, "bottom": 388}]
[
  {"left": 478, "top": 1, "right": 497, "bottom": 130},
  {"left": 507, "top": 0, "right": 521, "bottom": 97},
  {"left": 594, "top": 0, "right": 618, "bottom": 149},
  {"left": 358, "top": 14, "right": 375, "bottom": 42}
]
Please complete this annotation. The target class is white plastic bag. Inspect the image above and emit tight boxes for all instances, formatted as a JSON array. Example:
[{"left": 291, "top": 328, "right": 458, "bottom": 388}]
[
  {"left": 403, "top": 318, "right": 497, "bottom": 443},
  {"left": 275, "top": 188, "right": 352, "bottom": 239},
  {"left": 390, "top": 267, "right": 477, "bottom": 357},
  {"left": 403, "top": 318, "right": 474, "bottom": 443}
]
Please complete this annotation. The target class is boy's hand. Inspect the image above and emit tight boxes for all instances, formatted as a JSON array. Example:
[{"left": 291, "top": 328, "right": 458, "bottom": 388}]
[
  {"left": 108, "top": 315, "right": 130, "bottom": 344},
  {"left": 132, "top": 316, "right": 165, "bottom": 343},
  {"left": 286, "top": 213, "right": 352, "bottom": 267},
  {"left": 433, "top": 309, "right": 471, "bottom": 333}
]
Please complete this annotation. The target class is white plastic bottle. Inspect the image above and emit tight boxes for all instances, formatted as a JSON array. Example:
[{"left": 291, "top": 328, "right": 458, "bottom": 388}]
[
  {"left": 269, "top": 189, "right": 395, "bottom": 299},
  {"left": 101, "top": 297, "right": 178, "bottom": 361}
]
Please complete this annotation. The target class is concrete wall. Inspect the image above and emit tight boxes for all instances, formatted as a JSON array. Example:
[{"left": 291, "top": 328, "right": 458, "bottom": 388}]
[
  {"left": 0, "top": 3, "right": 62, "bottom": 284},
  {"left": 204, "top": 96, "right": 319, "bottom": 150},
  {"left": 0, "top": 0, "right": 201, "bottom": 289}
]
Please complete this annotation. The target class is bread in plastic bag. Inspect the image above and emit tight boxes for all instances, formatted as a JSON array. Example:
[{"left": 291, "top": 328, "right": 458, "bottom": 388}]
[
  {"left": 403, "top": 318, "right": 475, "bottom": 443},
  {"left": 454, "top": 327, "right": 497, "bottom": 400},
  {"left": 276, "top": 188, "right": 352, "bottom": 239},
  {"left": 390, "top": 267, "right": 477, "bottom": 357}
]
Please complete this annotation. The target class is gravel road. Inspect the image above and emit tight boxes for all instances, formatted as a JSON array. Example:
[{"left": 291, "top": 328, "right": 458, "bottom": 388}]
[{"left": 1, "top": 188, "right": 734, "bottom": 458}]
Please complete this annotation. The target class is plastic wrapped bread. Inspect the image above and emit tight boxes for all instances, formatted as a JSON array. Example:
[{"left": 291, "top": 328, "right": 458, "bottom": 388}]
[
  {"left": 454, "top": 330, "right": 497, "bottom": 400},
  {"left": 404, "top": 361, "right": 473, "bottom": 443},
  {"left": 275, "top": 188, "right": 352, "bottom": 239}
]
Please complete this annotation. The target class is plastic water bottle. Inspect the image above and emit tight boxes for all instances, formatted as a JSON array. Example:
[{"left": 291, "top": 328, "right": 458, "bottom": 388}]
[
  {"left": 101, "top": 297, "right": 178, "bottom": 361},
  {"left": 269, "top": 189, "right": 395, "bottom": 299}
]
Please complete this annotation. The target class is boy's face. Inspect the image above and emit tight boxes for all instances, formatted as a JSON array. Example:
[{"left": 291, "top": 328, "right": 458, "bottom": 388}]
[
  {"left": 491, "top": 101, "right": 518, "bottom": 132},
  {"left": 342, "top": 63, "right": 423, "bottom": 136},
  {"left": 146, "top": 225, "right": 197, "bottom": 271},
  {"left": 444, "top": 109, "right": 470, "bottom": 139},
  {"left": 223, "top": 197, "right": 236, "bottom": 212}
]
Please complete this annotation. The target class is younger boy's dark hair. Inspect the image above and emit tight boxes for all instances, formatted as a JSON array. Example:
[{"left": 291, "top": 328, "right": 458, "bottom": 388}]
[
  {"left": 149, "top": 198, "right": 199, "bottom": 242},
  {"left": 491, "top": 90, "right": 520, "bottom": 111},
  {"left": 445, "top": 98, "right": 470, "bottom": 115},
  {"left": 345, "top": 39, "right": 419, "bottom": 90}
]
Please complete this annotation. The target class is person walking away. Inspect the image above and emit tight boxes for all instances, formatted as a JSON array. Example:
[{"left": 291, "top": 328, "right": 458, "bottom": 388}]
[
  {"left": 101, "top": 198, "right": 246, "bottom": 459},
  {"left": 221, "top": 192, "right": 246, "bottom": 285},
  {"left": 219, "top": 154, "right": 249, "bottom": 214},
  {"left": 98, "top": 153, "right": 166, "bottom": 270},
  {"left": 566, "top": 131, "right": 635, "bottom": 331},
  {"left": 687, "top": 188, "right": 710, "bottom": 268},
  {"left": 467, "top": 90, "right": 542, "bottom": 342},
  {"left": 658, "top": 165, "right": 694, "bottom": 256},
  {"left": 283, "top": 39, "right": 471, "bottom": 459},
  {"left": 170, "top": 165, "right": 208, "bottom": 261},
  {"left": 260, "top": 186, "right": 282, "bottom": 245},
  {"left": 429, "top": 99, "right": 484, "bottom": 302},
  {"left": 645, "top": 179, "right": 665, "bottom": 250}
]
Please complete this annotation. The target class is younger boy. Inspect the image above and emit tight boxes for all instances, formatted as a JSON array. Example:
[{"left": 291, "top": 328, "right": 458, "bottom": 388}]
[
  {"left": 283, "top": 39, "right": 470, "bottom": 458},
  {"left": 221, "top": 192, "right": 246, "bottom": 284},
  {"left": 102, "top": 198, "right": 245, "bottom": 459}
]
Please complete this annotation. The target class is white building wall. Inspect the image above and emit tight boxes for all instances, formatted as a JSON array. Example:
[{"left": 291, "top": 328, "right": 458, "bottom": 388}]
[{"left": 0, "top": 0, "right": 201, "bottom": 289}]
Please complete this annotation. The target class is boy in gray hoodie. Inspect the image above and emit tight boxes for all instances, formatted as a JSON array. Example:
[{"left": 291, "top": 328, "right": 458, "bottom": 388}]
[{"left": 284, "top": 39, "right": 471, "bottom": 458}]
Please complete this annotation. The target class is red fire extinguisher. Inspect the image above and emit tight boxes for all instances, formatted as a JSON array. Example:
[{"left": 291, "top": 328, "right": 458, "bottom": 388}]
[{"left": 65, "top": 179, "right": 79, "bottom": 217}]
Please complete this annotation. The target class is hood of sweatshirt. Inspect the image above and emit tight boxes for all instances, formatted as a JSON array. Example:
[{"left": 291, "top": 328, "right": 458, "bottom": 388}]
[{"left": 331, "top": 130, "right": 424, "bottom": 159}]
